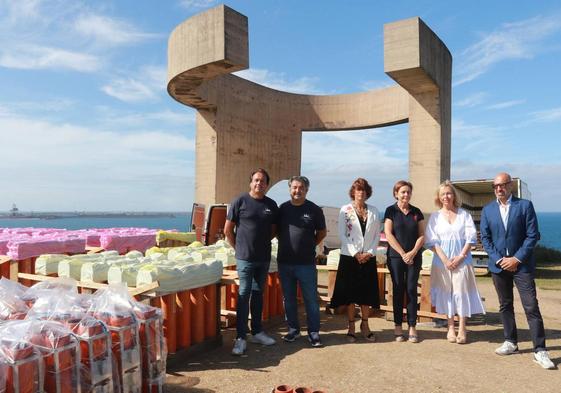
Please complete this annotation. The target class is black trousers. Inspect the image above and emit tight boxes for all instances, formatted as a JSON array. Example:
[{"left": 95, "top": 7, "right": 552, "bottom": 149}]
[
  {"left": 388, "top": 257, "right": 421, "bottom": 327},
  {"left": 491, "top": 270, "right": 546, "bottom": 351}
]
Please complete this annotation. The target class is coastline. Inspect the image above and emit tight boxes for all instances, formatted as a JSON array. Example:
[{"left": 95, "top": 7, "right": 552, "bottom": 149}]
[
  {"left": 0, "top": 211, "right": 184, "bottom": 219},
  {"left": 1, "top": 211, "right": 560, "bottom": 251}
]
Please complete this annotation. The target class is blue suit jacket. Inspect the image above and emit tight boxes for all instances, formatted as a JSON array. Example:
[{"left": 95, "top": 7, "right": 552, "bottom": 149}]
[{"left": 480, "top": 196, "right": 540, "bottom": 274}]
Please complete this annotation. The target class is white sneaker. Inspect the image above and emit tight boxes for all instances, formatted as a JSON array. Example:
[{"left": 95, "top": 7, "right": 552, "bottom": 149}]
[
  {"left": 534, "top": 350, "right": 555, "bottom": 369},
  {"left": 231, "top": 338, "right": 246, "bottom": 356},
  {"left": 249, "top": 331, "right": 276, "bottom": 346},
  {"left": 495, "top": 341, "right": 519, "bottom": 356}
]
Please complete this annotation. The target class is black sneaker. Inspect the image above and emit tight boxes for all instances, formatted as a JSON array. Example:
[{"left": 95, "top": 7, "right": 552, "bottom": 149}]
[
  {"left": 308, "top": 332, "right": 323, "bottom": 347},
  {"left": 282, "top": 329, "right": 301, "bottom": 342}
]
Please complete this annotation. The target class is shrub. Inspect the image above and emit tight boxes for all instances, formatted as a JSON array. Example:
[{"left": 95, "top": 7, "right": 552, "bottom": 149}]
[{"left": 535, "top": 245, "right": 561, "bottom": 266}]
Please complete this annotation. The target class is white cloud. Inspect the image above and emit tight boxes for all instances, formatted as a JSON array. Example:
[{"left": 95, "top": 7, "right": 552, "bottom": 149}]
[
  {"left": 452, "top": 118, "right": 506, "bottom": 156},
  {"left": 102, "top": 65, "right": 167, "bottom": 102},
  {"left": 0, "top": 45, "right": 101, "bottom": 72},
  {"left": 142, "top": 109, "right": 195, "bottom": 125},
  {"left": 486, "top": 99, "right": 526, "bottom": 110},
  {"left": 0, "top": 113, "right": 194, "bottom": 210},
  {"left": 455, "top": 14, "right": 561, "bottom": 86},
  {"left": 0, "top": 1, "right": 158, "bottom": 73},
  {"left": 269, "top": 124, "right": 561, "bottom": 211},
  {"left": 0, "top": 0, "right": 45, "bottom": 25},
  {"left": 0, "top": 115, "right": 194, "bottom": 158},
  {"left": 453, "top": 118, "right": 503, "bottom": 135},
  {"left": 0, "top": 98, "right": 75, "bottom": 120},
  {"left": 120, "top": 132, "right": 194, "bottom": 151},
  {"left": 455, "top": 92, "right": 487, "bottom": 108},
  {"left": 102, "top": 79, "right": 158, "bottom": 102},
  {"left": 178, "top": 0, "right": 217, "bottom": 10},
  {"left": 271, "top": 127, "right": 410, "bottom": 208},
  {"left": 0, "top": 104, "right": 12, "bottom": 116},
  {"left": 235, "top": 68, "right": 325, "bottom": 95},
  {"left": 530, "top": 106, "right": 561, "bottom": 122},
  {"left": 359, "top": 79, "right": 394, "bottom": 91},
  {"left": 96, "top": 108, "right": 196, "bottom": 127},
  {"left": 453, "top": 118, "right": 504, "bottom": 134},
  {"left": 74, "top": 13, "right": 160, "bottom": 46}
]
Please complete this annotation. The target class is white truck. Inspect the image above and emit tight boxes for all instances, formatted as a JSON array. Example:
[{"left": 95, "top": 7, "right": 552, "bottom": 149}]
[{"left": 452, "top": 177, "right": 531, "bottom": 268}]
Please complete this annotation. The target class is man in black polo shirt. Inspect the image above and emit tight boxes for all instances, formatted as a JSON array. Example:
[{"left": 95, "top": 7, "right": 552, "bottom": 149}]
[
  {"left": 277, "top": 175, "right": 326, "bottom": 347},
  {"left": 224, "top": 168, "right": 279, "bottom": 356}
]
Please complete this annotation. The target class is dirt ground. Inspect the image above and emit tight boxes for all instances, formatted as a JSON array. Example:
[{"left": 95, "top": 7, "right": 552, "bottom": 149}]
[{"left": 164, "top": 280, "right": 561, "bottom": 393}]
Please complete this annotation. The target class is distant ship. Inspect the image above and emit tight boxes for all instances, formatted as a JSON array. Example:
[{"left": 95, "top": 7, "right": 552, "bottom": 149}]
[
  {"left": 9, "top": 203, "right": 19, "bottom": 216},
  {"left": 4, "top": 204, "right": 61, "bottom": 219}
]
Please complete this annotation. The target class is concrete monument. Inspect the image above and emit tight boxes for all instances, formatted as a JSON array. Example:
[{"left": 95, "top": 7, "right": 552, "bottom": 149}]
[{"left": 167, "top": 5, "right": 451, "bottom": 212}]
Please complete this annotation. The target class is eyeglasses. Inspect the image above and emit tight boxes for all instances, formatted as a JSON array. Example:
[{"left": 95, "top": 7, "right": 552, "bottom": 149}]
[{"left": 492, "top": 181, "right": 511, "bottom": 189}]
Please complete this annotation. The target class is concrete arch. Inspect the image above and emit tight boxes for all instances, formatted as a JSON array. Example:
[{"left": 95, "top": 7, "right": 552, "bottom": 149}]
[{"left": 167, "top": 5, "right": 451, "bottom": 212}]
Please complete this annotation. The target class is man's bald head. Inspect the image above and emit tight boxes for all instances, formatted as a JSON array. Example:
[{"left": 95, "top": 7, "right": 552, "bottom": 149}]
[
  {"left": 493, "top": 172, "right": 513, "bottom": 203},
  {"left": 494, "top": 172, "right": 512, "bottom": 184}
]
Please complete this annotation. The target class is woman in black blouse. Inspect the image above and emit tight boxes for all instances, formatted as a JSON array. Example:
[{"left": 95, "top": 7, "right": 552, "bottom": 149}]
[{"left": 384, "top": 180, "right": 425, "bottom": 343}]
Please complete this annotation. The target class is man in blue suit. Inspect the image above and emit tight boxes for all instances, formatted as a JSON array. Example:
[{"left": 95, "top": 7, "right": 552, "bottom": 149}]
[{"left": 480, "top": 172, "right": 554, "bottom": 369}]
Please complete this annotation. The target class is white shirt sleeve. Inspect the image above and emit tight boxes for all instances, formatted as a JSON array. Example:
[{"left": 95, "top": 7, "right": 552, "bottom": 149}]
[
  {"left": 424, "top": 212, "right": 440, "bottom": 249},
  {"left": 463, "top": 209, "right": 477, "bottom": 245}
]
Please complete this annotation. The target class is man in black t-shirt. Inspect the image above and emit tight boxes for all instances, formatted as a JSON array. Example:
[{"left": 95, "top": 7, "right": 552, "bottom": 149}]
[
  {"left": 277, "top": 176, "right": 326, "bottom": 347},
  {"left": 224, "top": 168, "right": 279, "bottom": 356}
]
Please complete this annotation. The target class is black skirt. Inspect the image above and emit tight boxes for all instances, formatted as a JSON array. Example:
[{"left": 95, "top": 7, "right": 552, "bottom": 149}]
[{"left": 330, "top": 254, "right": 380, "bottom": 308}]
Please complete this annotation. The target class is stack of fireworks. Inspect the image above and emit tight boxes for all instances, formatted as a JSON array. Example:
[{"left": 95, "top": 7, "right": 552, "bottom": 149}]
[
  {"left": 131, "top": 301, "right": 166, "bottom": 393},
  {"left": 0, "top": 227, "right": 161, "bottom": 260},
  {"left": 34, "top": 246, "right": 224, "bottom": 294},
  {"left": 0, "top": 278, "right": 167, "bottom": 393}
]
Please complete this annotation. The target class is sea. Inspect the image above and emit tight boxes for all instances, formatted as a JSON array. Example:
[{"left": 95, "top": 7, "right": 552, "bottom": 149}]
[
  {"left": 1, "top": 212, "right": 560, "bottom": 252},
  {"left": 536, "top": 213, "right": 561, "bottom": 252},
  {"left": 0, "top": 214, "right": 192, "bottom": 232}
]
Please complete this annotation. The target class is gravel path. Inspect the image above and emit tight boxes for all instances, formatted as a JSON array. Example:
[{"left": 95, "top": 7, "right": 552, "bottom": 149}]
[{"left": 165, "top": 280, "right": 561, "bottom": 393}]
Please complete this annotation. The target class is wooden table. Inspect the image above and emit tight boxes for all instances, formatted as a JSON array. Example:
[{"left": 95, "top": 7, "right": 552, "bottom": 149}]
[{"left": 316, "top": 264, "right": 451, "bottom": 321}]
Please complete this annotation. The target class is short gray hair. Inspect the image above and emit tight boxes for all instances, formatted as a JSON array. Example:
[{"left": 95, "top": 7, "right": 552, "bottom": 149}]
[{"left": 289, "top": 175, "right": 310, "bottom": 190}]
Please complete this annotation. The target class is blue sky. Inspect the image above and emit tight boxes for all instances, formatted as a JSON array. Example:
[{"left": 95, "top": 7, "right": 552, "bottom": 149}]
[{"left": 1, "top": 0, "right": 560, "bottom": 212}]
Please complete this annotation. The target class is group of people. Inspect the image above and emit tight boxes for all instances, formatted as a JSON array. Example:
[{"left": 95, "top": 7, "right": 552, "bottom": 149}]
[{"left": 223, "top": 169, "right": 554, "bottom": 370}]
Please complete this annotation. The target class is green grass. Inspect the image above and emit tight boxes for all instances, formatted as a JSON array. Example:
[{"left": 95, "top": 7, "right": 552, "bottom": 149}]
[
  {"left": 534, "top": 265, "right": 561, "bottom": 290},
  {"left": 476, "top": 245, "right": 561, "bottom": 290},
  {"left": 476, "top": 265, "right": 561, "bottom": 291}
]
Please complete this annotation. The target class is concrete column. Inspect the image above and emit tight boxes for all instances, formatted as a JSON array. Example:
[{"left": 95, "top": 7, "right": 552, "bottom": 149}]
[{"left": 384, "top": 17, "right": 452, "bottom": 212}]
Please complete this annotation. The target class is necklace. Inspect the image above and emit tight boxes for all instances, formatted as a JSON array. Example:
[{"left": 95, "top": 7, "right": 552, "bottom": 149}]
[{"left": 353, "top": 203, "right": 368, "bottom": 220}]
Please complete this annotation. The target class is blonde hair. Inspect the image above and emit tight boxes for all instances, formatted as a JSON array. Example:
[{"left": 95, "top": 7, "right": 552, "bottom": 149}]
[{"left": 434, "top": 180, "right": 461, "bottom": 208}]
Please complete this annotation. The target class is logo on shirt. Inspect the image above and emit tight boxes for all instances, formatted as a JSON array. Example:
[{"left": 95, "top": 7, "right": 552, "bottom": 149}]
[{"left": 264, "top": 208, "right": 272, "bottom": 215}]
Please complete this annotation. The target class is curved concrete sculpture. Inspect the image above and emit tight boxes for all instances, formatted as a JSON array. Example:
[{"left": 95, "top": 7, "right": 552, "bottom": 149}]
[{"left": 167, "top": 5, "right": 451, "bottom": 212}]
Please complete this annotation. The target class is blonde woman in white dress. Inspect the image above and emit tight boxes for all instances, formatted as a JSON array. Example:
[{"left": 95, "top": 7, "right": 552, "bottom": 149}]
[{"left": 425, "top": 180, "right": 485, "bottom": 344}]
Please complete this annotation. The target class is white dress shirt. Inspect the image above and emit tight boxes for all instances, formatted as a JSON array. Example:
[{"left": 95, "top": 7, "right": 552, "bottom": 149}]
[
  {"left": 496, "top": 195, "right": 518, "bottom": 264},
  {"left": 498, "top": 195, "right": 512, "bottom": 230}
]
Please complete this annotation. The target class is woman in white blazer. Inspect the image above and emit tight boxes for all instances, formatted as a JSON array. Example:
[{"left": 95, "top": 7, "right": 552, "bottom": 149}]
[{"left": 331, "top": 178, "right": 381, "bottom": 342}]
